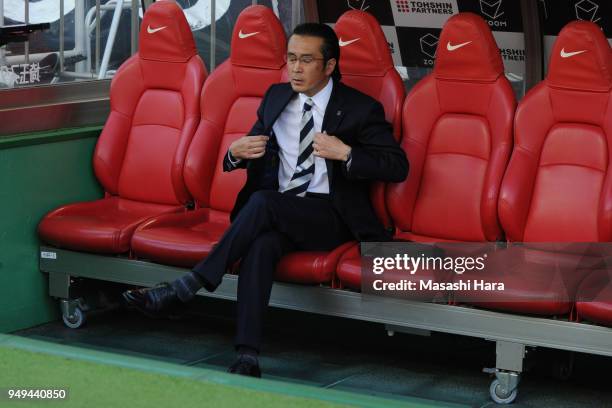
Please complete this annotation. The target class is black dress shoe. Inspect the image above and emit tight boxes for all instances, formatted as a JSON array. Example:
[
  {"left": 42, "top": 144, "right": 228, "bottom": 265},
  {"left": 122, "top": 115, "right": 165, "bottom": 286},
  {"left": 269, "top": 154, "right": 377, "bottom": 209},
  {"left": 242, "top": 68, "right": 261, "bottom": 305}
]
[
  {"left": 122, "top": 283, "right": 184, "bottom": 319},
  {"left": 227, "top": 355, "right": 261, "bottom": 378}
]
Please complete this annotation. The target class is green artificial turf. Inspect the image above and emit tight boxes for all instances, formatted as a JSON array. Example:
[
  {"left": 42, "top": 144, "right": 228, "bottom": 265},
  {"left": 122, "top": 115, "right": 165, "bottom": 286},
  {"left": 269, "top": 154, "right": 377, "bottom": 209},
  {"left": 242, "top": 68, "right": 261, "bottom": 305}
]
[{"left": 0, "top": 346, "right": 346, "bottom": 408}]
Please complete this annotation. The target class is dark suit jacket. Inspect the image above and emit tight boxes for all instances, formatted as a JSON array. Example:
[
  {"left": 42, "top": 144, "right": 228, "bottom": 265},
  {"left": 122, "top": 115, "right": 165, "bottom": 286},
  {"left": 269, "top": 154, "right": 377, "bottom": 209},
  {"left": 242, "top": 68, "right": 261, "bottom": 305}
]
[{"left": 223, "top": 80, "right": 409, "bottom": 241}]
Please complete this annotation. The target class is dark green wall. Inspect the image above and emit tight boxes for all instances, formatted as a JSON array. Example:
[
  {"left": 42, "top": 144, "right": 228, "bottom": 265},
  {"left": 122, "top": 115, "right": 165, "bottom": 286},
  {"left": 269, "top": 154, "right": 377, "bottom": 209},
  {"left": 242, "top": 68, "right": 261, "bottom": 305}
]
[{"left": 0, "top": 127, "right": 103, "bottom": 332}]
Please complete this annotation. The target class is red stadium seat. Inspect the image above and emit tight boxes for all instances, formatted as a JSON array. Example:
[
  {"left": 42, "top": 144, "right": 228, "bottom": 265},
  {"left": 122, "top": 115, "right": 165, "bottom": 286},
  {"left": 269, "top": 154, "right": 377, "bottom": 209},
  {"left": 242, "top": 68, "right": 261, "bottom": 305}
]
[
  {"left": 275, "top": 10, "right": 405, "bottom": 284},
  {"left": 130, "top": 5, "right": 287, "bottom": 267},
  {"left": 464, "top": 21, "right": 612, "bottom": 315},
  {"left": 335, "top": 9, "right": 405, "bottom": 229},
  {"left": 335, "top": 10, "right": 404, "bottom": 139},
  {"left": 337, "top": 13, "right": 516, "bottom": 290},
  {"left": 38, "top": 1, "right": 206, "bottom": 254},
  {"left": 576, "top": 270, "right": 612, "bottom": 326}
]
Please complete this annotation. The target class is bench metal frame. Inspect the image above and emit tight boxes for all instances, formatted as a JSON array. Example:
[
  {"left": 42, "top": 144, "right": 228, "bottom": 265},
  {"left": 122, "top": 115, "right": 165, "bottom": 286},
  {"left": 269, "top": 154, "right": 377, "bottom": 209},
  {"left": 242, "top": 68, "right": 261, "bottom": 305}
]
[{"left": 39, "top": 245, "right": 612, "bottom": 401}]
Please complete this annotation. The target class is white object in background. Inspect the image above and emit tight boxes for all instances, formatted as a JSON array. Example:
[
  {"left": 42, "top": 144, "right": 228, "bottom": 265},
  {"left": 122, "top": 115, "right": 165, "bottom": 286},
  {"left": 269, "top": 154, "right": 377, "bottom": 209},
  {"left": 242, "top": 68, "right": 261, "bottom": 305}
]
[
  {"left": 4, "top": 0, "right": 76, "bottom": 24},
  {"left": 0, "top": 66, "right": 19, "bottom": 88},
  {"left": 395, "top": 66, "right": 408, "bottom": 81},
  {"left": 183, "top": 0, "right": 230, "bottom": 31},
  {"left": 98, "top": 0, "right": 124, "bottom": 79},
  {"left": 138, "top": 0, "right": 231, "bottom": 31},
  {"left": 505, "top": 72, "right": 524, "bottom": 83}
]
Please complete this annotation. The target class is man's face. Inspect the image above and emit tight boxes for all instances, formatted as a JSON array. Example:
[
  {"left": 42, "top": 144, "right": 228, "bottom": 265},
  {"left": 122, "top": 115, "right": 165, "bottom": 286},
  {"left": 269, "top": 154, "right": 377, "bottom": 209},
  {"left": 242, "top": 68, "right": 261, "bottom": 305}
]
[{"left": 286, "top": 34, "right": 336, "bottom": 97}]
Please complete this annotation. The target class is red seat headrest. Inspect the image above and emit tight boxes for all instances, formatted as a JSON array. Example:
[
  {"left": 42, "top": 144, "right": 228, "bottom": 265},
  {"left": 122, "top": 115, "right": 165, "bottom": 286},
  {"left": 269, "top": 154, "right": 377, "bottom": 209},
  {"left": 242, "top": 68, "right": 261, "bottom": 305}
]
[
  {"left": 230, "top": 5, "right": 287, "bottom": 69},
  {"left": 139, "top": 0, "right": 197, "bottom": 63},
  {"left": 334, "top": 10, "right": 394, "bottom": 77},
  {"left": 434, "top": 12, "right": 503, "bottom": 82},
  {"left": 547, "top": 21, "right": 612, "bottom": 92}
]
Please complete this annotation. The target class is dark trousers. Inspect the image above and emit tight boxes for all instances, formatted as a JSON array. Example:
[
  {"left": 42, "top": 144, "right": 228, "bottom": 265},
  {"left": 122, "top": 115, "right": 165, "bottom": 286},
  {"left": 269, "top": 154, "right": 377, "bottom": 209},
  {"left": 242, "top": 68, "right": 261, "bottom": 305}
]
[{"left": 192, "top": 190, "right": 353, "bottom": 351}]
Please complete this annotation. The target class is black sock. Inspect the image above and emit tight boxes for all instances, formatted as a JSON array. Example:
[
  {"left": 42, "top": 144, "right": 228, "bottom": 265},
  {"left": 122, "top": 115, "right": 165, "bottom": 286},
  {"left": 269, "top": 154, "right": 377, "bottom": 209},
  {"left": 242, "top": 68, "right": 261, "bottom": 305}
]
[
  {"left": 237, "top": 345, "right": 259, "bottom": 363},
  {"left": 171, "top": 271, "right": 205, "bottom": 302}
]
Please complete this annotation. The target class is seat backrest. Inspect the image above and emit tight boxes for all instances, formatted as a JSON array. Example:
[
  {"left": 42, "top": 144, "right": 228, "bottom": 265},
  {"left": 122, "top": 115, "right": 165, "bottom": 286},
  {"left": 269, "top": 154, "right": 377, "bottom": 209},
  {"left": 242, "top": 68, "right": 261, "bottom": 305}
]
[
  {"left": 333, "top": 10, "right": 405, "bottom": 140},
  {"left": 387, "top": 12, "right": 516, "bottom": 242},
  {"left": 499, "top": 21, "right": 612, "bottom": 242},
  {"left": 93, "top": 0, "right": 206, "bottom": 206},
  {"left": 183, "top": 5, "right": 287, "bottom": 214},
  {"left": 334, "top": 10, "right": 405, "bottom": 229}
]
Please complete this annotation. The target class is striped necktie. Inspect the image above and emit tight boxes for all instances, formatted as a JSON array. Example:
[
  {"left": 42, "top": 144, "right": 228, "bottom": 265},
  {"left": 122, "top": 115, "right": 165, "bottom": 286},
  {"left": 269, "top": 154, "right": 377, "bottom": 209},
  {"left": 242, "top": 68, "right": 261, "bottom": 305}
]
[{"left": 282, "top": 98, "right": 315, "bottom": 197}]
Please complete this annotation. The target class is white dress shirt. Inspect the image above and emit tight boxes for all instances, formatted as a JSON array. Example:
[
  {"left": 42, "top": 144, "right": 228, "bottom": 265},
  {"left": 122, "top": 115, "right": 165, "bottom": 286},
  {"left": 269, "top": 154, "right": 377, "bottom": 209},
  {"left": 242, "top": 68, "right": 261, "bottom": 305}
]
[{"left": 274, "top": 78, "right": 333, "bottom": 194}]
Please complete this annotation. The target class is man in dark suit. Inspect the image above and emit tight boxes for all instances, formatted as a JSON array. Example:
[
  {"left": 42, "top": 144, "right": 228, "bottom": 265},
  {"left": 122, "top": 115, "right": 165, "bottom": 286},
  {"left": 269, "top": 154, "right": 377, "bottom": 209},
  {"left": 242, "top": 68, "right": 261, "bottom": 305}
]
[{"left": 123, "top": 22, "right": 408, "bottom": 378}]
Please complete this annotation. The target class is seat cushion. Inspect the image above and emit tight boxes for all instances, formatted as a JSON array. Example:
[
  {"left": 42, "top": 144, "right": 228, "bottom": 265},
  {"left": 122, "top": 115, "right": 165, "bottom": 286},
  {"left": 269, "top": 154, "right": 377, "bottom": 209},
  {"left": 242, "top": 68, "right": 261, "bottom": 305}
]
[
  {"left": 337, "top": 242, "right": 455, "bottom": 302},
  {"left": 336, "top": 244, "right": 361, "bottom": 289},
  {"left": 134, "top": 209, "right": 354, "bottom": 283},
  {"left": 576, "top": 269, "right": 612, "bottom": 326},
  {"left": 38, "top": 197, "right": 182, "bottom": 254},
  {"left": 275, "top": 242, "right": 356, "bottom": 284},
  {"left": 456, "top": 247, "right": 595, "bottom": 316},
  {"left": 131, "top": 208, "right": 230, "bottom": 267}
]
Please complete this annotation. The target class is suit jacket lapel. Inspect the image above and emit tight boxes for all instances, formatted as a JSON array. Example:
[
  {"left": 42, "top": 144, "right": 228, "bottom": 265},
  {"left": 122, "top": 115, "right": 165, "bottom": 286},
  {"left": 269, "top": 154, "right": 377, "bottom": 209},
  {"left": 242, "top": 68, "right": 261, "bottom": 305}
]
[
  {"left": 321, "top": 80, "right": 345, "bottom": 135},
  {"left": 264, "top": 84, "right": 295, "bottom": 135},
  {"left": 321, "top": 80, "right": 346, "bottom": 186}
]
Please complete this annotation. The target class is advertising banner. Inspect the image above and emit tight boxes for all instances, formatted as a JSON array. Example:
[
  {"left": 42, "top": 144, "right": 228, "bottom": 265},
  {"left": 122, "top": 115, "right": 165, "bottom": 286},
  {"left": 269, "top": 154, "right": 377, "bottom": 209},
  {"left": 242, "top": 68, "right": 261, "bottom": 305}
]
[{"left": 317, "top": 0, "right": 525, "bottom": 77}]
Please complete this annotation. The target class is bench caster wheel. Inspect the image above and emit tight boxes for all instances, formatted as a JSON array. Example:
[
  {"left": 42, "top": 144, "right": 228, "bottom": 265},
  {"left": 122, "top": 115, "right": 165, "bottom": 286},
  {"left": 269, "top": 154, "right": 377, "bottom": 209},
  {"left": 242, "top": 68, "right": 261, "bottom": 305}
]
[
  {"left": 62, "top": 307, "right": 86, "bottom": 329},
  {"left": 490, "top": 379, "right": 518, "bottom": 404},
  {"left": 60, "top": 298, "right": 88, "bottom": 329}
]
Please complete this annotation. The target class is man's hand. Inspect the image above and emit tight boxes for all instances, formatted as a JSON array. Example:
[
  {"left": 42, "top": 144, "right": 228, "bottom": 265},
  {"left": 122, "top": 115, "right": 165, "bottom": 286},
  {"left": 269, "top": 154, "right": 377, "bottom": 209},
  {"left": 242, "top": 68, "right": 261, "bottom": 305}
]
[
  {"left": 312, "top": 132, "right": 351, "bottom": 161},
  {"left": 229, "top": 135, "right": 269, "bottom": 160}
]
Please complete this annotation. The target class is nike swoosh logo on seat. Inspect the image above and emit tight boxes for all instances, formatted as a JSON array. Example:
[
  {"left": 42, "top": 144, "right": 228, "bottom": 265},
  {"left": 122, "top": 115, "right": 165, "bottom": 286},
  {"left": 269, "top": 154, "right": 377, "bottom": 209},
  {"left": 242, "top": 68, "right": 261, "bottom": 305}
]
[
  {"left": 147, "top": 25, "right": 167, "bottom": 34},
  {"left": 238, "top": 30, "right": 260, "bottom": 39},
  {"left": 446, "top": 41, "right": 472, "bottom": 51},
  {"left": 339, "top": 37, "right": 360, "bottom": 47},
  {"left": 560, "top": 48, "right": 587, "bottom": 58}
]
